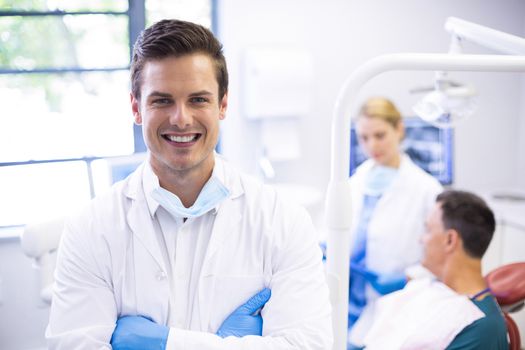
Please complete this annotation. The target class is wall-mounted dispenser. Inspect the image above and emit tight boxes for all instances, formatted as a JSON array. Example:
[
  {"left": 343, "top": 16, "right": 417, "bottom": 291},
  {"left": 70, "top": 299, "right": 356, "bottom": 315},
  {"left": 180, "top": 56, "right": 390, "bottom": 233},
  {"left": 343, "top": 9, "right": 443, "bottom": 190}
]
[
  {"left": 242, "top": 47, "right": 314, "bottom": 165},
  {"left": 242, "top": 47, "right": 314, "bottom": 120}
]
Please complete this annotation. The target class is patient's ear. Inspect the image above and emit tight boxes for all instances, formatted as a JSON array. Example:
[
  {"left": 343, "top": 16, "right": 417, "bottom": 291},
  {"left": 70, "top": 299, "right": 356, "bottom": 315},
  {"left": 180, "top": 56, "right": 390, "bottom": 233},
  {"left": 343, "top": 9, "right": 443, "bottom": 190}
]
[{"left": 444, "top": 229, "right": 460, "bottom": 253}]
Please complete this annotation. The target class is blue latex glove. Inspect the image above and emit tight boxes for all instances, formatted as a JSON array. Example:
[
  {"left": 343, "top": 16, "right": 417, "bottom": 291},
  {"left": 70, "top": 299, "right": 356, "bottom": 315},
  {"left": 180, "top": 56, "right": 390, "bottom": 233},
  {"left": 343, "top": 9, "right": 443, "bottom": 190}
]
[
  {"left": 350, "top": 263, "right": 406, "bottom": 295},
  {"left": 216, "top": 288, "right": 272, "bottom": 338},
  {"left": 369, "top": 272, "right": 407, "bottom": 295},
  {"left": 350, "top": 263, "right": 378, "bottom": 281},
  {"left": 319, "top": 241, "right": 327, "bottom": 261},
  {"left": 111, "top": 315, "right": 169, "bottom": 350}
]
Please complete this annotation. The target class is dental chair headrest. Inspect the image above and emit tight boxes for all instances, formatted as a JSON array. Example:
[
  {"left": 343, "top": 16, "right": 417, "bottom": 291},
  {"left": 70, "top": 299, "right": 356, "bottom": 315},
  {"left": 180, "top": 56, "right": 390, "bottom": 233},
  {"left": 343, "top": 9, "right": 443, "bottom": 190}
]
[
  {"left": 485, "top": 262, "right": 525, "bottom": 307},
  {"left": 21, "top": 217, "right": 65, "bottom": 258}
]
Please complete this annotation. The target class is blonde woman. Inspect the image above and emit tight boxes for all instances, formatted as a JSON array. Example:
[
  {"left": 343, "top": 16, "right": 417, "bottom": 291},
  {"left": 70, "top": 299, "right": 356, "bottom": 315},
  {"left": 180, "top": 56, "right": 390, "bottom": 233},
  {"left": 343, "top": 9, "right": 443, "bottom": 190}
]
[{"left": 347, "top": 97, "right": 442, "bottom": 349}]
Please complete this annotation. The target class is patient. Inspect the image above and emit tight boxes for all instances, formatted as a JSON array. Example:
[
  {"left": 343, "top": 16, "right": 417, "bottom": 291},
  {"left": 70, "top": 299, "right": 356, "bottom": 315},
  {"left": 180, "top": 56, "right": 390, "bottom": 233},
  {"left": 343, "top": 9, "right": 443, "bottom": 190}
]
[{"left": 360, "top": 190, "right": 508, "bottom": 349}]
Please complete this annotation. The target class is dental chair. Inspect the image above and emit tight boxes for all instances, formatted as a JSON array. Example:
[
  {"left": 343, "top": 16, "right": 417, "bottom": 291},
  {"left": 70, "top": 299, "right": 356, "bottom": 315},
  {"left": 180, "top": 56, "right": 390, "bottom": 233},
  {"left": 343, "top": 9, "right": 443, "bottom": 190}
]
[
  {"left": 20, "top": 216, "right": 65, "bottom": 305},
  {"left": 485, "top": 262, "right": 525, "bottom": 350}
]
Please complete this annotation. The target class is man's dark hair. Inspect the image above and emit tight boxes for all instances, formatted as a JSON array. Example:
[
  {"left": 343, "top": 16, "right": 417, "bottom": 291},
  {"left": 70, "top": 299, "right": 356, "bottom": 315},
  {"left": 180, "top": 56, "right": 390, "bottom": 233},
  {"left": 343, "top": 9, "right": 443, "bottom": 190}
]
[
  {"left": 436, "top": 190, "right": 496, "bottom": 258},
  {"left": 130, "top": 19, "right": 228, "bottom": 102}
]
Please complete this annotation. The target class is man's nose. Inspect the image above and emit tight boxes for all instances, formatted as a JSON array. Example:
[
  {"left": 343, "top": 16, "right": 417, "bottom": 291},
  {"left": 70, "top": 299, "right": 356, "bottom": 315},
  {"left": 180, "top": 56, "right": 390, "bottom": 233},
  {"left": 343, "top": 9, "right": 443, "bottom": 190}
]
[{"left": 169, "top": 104, "right": 192, "bottom": 128}]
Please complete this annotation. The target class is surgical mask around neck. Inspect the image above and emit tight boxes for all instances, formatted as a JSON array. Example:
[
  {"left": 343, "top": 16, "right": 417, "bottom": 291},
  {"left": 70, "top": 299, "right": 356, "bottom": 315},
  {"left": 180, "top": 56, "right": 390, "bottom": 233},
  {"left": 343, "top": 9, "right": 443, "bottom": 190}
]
[
  {"left": 151, "top": 177, "right": 230, "bottom": 219},
  {"left": 364, "top": 164, "right": 398, "bottom": 196}
]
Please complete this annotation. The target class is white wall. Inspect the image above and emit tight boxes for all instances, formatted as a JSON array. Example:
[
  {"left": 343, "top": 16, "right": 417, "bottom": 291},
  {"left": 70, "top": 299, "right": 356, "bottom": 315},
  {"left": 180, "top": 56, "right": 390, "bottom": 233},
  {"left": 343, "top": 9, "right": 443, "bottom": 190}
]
[
  {"left": 519, "top": 13, "right": 525, "bottom": 188},
  {"left": 520, "top": 75, "right": 525, "bottom": 188},
  {"left": 218, "top": 0, "right": 525, "bottom": 209}
]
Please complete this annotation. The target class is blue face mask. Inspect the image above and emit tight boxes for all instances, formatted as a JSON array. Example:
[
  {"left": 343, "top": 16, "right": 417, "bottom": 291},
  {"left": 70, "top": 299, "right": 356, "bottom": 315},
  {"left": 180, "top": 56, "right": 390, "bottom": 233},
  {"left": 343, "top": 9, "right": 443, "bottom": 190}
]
[
  {"left": 364, "top": 165, "right": 398, "bottom": 196},
  {"left": 151, "top": 177, "right": 230, "bottom": 218}
]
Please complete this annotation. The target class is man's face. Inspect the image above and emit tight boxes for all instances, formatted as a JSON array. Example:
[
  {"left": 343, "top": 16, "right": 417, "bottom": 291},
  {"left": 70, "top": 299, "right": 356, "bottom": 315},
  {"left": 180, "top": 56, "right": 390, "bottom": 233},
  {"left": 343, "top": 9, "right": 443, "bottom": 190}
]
[
  {"left": 356, "top": 117, "right": 403, "bottom": 168},
  {"left": 131, "top": 53, "right": 227, "bottom": 178},
  {"left": 420, "top": 202, "right": 449, "bottom": 278}
]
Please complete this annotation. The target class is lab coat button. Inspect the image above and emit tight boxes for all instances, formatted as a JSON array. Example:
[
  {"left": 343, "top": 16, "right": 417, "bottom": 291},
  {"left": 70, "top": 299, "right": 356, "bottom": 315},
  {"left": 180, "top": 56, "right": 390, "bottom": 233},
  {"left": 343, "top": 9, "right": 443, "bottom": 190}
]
[{"left": 156, "top": 270, "right": 167, "bottom": 281}]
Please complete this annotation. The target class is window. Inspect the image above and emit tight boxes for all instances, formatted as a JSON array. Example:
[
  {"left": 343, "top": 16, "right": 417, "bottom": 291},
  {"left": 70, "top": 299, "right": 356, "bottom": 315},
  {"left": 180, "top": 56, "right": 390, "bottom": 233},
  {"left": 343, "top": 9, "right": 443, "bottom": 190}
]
[{"left": 0, "top": 0, "right": 213, "bottom": 227}]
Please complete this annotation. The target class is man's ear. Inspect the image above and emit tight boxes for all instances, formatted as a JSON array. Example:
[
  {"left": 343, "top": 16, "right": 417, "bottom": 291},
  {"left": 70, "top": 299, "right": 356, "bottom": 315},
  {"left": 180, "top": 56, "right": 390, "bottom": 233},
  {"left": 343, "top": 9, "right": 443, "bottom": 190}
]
[
  {"left": 218, "top": 93, "right": 228, "bottom": 120},
  {"left": 444, "top": 229, "right": 460, "bottom": 253},
  {"left": 131, "top": 93, "right": 142, "bottom": 125}
]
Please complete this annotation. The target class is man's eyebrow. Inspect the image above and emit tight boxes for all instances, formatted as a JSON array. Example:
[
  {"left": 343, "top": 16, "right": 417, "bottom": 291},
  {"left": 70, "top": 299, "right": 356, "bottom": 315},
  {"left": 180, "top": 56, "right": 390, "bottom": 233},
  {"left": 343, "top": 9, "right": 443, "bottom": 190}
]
[
  {"left": 189, "top": 90, "right": 213, "bottom": 97},
  {"left": 147, "top": 91, "right": 172, "bottom": 99}
]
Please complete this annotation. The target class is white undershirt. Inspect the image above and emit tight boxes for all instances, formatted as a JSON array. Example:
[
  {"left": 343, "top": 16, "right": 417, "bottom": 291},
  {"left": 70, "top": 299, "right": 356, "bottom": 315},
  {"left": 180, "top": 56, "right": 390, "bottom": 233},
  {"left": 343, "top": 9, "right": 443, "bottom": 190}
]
[{"left": 142, "top": 163, "right": 222, "bottom": 347}]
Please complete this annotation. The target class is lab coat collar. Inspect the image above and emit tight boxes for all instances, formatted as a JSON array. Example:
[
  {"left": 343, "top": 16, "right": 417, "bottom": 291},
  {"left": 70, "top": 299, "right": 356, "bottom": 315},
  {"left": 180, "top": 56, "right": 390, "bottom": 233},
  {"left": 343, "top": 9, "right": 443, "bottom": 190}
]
[
  {"left": 142, "top": 160, "right": 160, "bottom": 218},
  {"left": 382, "top": 154, "right": 419, "bottom": 194},
  {"left": 397, "top": 154, "right": 415, "bottom": 176},
  {"left": 359, "top": 154, "right": 414, "bottom": 194},
  {"left": 125, "top": 164, "right": 168, "bottom": 274},
  {"left": 199, "top": 154, "right": 244, "bottom": 271},
  {"left": 213, "top": 153, "right": 244, "bottom": 201}
]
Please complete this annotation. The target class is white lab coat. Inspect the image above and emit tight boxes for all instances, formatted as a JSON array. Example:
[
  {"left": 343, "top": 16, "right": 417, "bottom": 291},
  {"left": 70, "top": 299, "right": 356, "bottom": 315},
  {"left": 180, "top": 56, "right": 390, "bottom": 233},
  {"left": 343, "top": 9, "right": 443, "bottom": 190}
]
[
  {"left": 348, "top": 154, "right": 442, "bottom": 345},
  {"left": 46, "top": 156, "right": 333, "bottom": 349}
]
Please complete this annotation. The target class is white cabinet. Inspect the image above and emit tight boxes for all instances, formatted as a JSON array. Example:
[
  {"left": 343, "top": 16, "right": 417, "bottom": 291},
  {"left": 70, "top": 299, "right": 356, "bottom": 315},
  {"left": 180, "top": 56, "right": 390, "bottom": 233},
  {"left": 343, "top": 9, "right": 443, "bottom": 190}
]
[
  {"left": 481, "top": 223, "right": 504, "bottom": 275},
  {"left": 501, "top": 224, "right": 525, "bottom": 264},
  {"left": 499, "top": 224, "right": 525, "bottom": 339},
  {"left": 482, "top": 222, "right": 525, "bottom": 274}
]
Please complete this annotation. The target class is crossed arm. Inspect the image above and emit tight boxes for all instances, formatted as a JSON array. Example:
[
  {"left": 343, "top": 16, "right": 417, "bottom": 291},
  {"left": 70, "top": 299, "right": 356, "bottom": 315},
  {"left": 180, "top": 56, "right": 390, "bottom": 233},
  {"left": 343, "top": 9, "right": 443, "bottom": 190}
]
[
  {"left": 111, "top": 288, "right": 272, "bottom": 349},
  {"left": 47, "top": 204, "right": 332, "bottom": 349}
]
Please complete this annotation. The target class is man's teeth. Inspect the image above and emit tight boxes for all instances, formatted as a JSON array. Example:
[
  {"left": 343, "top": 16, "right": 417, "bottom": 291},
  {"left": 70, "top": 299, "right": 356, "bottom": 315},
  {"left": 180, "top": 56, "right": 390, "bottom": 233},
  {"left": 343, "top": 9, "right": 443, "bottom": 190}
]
[{"left": 167, "top": 135, "right": 197, "bottom": 142}]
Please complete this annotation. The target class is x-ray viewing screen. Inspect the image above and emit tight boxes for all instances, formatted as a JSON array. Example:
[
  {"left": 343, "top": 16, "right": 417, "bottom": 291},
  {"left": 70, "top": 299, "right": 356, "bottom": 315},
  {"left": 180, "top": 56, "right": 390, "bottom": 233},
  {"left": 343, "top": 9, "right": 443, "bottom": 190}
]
[{"left": 349, "top": 117, "right": 454, "bottom": 185}]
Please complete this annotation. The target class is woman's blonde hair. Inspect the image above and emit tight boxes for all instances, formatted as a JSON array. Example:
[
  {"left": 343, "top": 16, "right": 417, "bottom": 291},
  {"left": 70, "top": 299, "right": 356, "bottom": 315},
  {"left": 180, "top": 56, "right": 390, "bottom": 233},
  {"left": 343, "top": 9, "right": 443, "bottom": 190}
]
[{"left": 357, "top": 97, "right": 402, "bottom": 128}]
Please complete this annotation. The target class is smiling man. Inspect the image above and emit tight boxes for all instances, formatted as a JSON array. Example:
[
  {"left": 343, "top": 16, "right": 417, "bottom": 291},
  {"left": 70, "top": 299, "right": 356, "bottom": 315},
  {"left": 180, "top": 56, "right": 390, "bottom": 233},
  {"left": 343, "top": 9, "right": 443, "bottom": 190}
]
[
  {"left": 133, "top": 53, "right": 227, "bottom": 207},
  {"left": 46, "top": 20, "right": 332, "bottom": 350}
]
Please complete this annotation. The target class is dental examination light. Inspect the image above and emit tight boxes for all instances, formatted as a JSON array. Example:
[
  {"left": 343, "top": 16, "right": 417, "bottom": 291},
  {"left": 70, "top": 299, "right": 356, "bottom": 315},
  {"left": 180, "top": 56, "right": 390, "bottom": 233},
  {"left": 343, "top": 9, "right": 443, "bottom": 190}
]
[
  {"left": 412, "top": 76, "right": 478, "bottom": 128},
  {"left": 326, "top": 17, "right": 525, "bottom": 349},
  {"left": 413, "top": 17, "right": 525, "bottom": 127}
]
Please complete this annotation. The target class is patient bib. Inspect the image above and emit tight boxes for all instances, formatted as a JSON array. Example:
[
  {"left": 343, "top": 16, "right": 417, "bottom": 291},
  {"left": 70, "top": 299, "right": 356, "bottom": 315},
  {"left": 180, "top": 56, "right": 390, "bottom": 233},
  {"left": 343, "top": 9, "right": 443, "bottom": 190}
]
[{"left": 363, "top": 278, "right": 484, "bottom": 350}]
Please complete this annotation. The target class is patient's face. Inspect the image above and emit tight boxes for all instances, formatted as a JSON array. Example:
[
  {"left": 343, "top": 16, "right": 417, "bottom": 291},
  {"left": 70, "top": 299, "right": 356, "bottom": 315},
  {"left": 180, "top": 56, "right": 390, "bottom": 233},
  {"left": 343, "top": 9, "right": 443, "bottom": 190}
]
[{"left": 421, "top": 203, "right": 449, "bottom": 278}]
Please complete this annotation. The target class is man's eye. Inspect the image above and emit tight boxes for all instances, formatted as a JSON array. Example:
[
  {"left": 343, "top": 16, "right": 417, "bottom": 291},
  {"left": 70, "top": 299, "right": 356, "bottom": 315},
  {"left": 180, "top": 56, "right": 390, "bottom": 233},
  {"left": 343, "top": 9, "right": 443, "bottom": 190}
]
[
  {"left": 152, "top": 98, "right": 171, "bottom": 105},
  {"left": 190, "top": 97, "right": 208, "bottom": 103}
]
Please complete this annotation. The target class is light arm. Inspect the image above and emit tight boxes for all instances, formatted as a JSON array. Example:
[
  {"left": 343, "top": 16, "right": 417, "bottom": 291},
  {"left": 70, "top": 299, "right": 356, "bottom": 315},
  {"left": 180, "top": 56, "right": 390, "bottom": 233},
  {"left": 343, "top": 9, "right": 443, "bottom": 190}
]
[{"left": 445, "top": 17, "right": 525, "bottom": 55}]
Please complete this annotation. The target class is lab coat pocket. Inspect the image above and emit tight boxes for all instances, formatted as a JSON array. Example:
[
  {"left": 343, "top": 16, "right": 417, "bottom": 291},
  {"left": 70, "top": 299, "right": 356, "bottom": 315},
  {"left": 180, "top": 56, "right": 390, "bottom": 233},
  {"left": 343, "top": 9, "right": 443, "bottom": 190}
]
[{"left": 208, "top": 275, "right": 266, "bottom": 332}]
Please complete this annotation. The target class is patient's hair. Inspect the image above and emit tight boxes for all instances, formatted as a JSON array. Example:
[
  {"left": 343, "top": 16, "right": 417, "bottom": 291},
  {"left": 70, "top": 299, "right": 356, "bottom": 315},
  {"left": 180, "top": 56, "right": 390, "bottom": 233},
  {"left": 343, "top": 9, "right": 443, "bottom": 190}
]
[
  {"left": 130, "top": 19, "right": 228, "bottom": 102},
  {"left": 437, "top": 190, "right": 495, "bottom": 258},
  {"left": 357, "top": 97, "right": 402, "bottom": 128}
]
